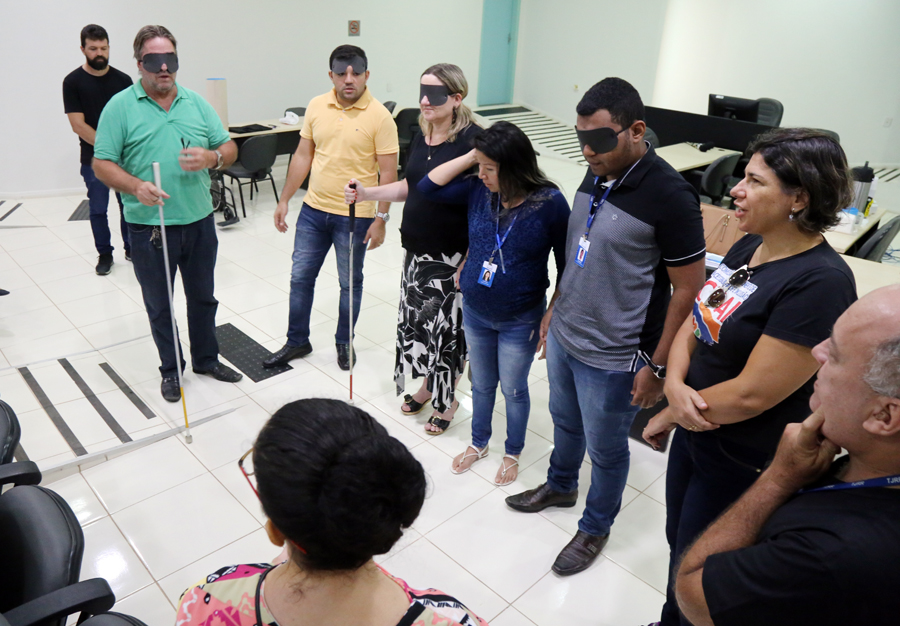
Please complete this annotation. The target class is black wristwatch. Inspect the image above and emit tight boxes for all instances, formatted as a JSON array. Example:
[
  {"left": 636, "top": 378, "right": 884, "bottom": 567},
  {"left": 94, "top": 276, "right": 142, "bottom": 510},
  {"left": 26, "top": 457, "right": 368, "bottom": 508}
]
[{"left": 638, "top": 350, "right": 666, "bottom": 379}]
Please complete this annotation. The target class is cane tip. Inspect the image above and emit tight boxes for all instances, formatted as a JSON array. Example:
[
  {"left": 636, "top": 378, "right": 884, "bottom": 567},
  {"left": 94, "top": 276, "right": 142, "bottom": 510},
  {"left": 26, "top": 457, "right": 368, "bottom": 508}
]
[{"left": 185, "top": 433, "right": 193, "bottom": 444}]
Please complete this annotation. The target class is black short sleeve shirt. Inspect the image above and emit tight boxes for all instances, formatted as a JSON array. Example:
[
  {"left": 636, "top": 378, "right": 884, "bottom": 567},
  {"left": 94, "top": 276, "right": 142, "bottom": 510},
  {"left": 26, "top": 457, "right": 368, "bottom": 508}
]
[{"left": 62, "top": 65, "right": 133, "bottom": 164}]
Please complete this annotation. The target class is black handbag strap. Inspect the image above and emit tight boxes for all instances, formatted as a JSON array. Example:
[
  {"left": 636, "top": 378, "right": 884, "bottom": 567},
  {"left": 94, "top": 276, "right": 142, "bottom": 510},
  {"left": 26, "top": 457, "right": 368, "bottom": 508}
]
[{"left": 255, "top": 564, "right": 278, "bottom": 625}]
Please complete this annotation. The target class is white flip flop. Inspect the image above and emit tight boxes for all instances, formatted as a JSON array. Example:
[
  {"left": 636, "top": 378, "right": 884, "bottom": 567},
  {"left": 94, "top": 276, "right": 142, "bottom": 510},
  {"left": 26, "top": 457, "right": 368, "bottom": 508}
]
[
  {"left": 493, "top": 454, "right": 520, "bottom": 486},
  {"left": 450, "top": 445, "right": 489, "bottom": 475}
]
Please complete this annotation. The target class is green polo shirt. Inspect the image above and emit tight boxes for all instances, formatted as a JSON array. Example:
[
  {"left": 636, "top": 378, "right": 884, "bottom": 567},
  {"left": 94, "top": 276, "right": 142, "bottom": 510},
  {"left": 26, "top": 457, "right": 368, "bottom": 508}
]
[{"left": 94, "top": 80, "right": 231, "bottom": 225}]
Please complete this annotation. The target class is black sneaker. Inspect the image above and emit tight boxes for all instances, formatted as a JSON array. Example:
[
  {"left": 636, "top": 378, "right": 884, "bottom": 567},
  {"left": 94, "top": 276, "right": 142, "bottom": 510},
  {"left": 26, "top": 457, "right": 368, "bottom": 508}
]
[
  {"left": 96, "top": 254, "right": 114, "bottom": 275},
  {"left": 124, "top": 250, "right": 132, "bottom": 262}
]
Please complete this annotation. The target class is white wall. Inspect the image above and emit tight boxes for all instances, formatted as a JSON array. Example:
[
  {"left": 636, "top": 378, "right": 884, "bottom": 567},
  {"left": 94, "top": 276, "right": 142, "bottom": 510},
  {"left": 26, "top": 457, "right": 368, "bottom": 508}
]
[
  {"left": 652, "top": 0, "right": 900, "bottom": 166},
  {"left": 514, "top": 0, "right": 669, "bottom": 124},
  {"left": 0, "top": 0, "right": 483, "bottom": 196}
]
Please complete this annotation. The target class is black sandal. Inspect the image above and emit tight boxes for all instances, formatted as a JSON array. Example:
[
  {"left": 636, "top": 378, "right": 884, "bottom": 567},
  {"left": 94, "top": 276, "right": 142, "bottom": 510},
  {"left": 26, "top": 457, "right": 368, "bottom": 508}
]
[
  {"left": 425, "top": 415, "right": 452, "bottom": 436},
  {"left": 401, "top": 393, "right": 430, "bottom": 415}
]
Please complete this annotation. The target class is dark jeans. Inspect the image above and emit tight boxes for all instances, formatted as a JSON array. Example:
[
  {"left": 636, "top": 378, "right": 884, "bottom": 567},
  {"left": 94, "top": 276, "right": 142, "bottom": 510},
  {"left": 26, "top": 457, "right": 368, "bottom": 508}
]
[
  {"left": 661, "top": 429, "right": 768, "bottom": 626},
  {"left": 545, "top": 330, "right": 641, "bottom": 536},
  {"left": 80, "top": 163, "right": 129, "bottom": 256},
  {"left": 128, "top": 214, "right": 220, "bottom": 378},
  {"left": 287, "top": 203, "right": 372, "bottom": 347}
]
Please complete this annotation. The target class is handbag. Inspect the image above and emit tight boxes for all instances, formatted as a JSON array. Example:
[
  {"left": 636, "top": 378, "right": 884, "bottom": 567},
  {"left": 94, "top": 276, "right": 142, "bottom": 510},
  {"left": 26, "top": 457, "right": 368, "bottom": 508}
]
[{"left": 701, "top": 203, "right": 745, "bottom": 256}]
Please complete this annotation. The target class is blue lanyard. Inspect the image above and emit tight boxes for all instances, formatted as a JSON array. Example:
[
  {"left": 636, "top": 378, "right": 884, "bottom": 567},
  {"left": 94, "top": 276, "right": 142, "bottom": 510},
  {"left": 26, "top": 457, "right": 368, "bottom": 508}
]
[
  {"left": 584, "top": 178, "right": 613, "bottom": 239},
  {"left": 798, "top": 473, "right": 900, "bottom": 494},
  {"left": 490, "top": 195, "right": 519, "bottom": 274}
]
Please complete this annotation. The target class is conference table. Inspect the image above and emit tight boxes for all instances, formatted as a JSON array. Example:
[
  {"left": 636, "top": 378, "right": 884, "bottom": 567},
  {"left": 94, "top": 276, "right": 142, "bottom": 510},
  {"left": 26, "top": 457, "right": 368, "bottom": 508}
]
[
  {"left": 228, "top": 117, "right": 304, "bottom": 156},
  {"left": 656, "top": 142, "right": 741, "bottom": 172}
]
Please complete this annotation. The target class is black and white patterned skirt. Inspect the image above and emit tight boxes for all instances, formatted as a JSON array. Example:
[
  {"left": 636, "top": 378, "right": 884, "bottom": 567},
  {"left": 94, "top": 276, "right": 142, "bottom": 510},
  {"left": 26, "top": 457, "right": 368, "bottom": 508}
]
[{"left": 394, "top": 250, "right": 467, "bottom": 413}]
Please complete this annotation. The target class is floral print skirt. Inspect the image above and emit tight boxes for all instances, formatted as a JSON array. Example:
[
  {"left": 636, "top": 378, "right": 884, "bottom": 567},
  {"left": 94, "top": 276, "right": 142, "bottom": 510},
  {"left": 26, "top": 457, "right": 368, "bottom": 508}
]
[{"left": 394, "top": 250, "right": 467, "bottom": 413}]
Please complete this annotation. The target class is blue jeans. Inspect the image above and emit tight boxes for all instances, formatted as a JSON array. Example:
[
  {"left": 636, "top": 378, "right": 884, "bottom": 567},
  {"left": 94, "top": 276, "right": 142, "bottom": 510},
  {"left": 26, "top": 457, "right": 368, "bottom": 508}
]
[
  {"left": 545, "top": 329, "right": 640, "bottom": 537},
  {"left": 464, "top": 300, "right": 544, "bottom": 455},
  {"left": 80, "top": 163, "right": 129, "bottom": 256},
  {"left": 287, "top": 204, "right": 372, "bottom": 346},
  {"left": 660, "top": 429, "right": 767, "bottom": 625},
  {"left": 128, "top": 214, "right": 220, "bottom": 377}
]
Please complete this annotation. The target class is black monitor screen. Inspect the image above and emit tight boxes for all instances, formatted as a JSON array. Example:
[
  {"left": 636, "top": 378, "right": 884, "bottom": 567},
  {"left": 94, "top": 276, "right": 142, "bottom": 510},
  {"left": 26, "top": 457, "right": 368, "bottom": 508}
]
[{"left": 708, "top": 94, "right": 760, "bottom": 123}]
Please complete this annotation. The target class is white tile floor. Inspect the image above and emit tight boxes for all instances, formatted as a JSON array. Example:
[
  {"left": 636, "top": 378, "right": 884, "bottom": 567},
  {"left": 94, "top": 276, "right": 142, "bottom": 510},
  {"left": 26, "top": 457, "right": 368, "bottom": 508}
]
[{"left": 4, "top": 155, "right": 897, "bottom": 625}]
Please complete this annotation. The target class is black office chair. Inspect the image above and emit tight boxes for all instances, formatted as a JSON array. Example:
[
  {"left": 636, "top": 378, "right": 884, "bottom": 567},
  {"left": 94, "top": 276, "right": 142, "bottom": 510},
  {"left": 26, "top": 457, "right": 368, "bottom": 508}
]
[
  {"left": 699, "top": 153, "right": 741, "bottom": 206},
  {"left": 755, "top": 98, "right": 784, "bottom": 127},
  {"left": 814, "top": 128, "right": 841, "bottom": 144},
  {"left": 855, "top": 216, "right": 900, "bottom": 263},
  {"left": 383, "top": 101, "right": 397, "bottom": 114},
  {"left": 81, "top": 614, "right": 150, "bottom": 625},
  {"left": 0, "top": 469, "right": 116, "bottom": 626},
  {"left": 223, "top": 134, "right": 280, "bottom": 217},
  {"left": 644, "top": 127, "right": 661, "bottom": 149},
  {"left": 394, "top": 108, "right": 421, "bottom": 177},
  {"left": 0, "top": 400, "right": 22, "bottom": 465},
  {"left": 284, "top": 107, "right": 306, "bottom": 118}
]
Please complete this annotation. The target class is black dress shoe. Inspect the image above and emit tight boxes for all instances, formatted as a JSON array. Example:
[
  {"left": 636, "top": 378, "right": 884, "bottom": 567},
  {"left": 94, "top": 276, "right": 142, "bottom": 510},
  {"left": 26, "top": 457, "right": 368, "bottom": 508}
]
[
  {"left": 336, "top": 343, "right": 355, "bottom": 371},
  {"left": 161, "top": 377, "right": 180, "bottom": 402},
  {"left": 552, "top": 530, "right": 609, "bottom": 576},
  {"left": 263, "top": 342, "right": 312, "bottom": 368},
  {"left": 193, "top": 362, "right": 243, "bottom": 383},
  {"left": 505, "top": 482, "right": 578, "bottom": 513}
]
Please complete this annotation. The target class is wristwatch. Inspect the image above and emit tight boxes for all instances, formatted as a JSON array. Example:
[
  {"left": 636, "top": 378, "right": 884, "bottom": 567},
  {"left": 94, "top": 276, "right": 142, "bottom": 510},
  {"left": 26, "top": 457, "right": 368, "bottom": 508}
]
[
  {"left": 638, "top": 350, "right": 666, "bottom": 379},
  {"left": 214, "top": 149, "right": 224, "bottom": 170},
  {"left": 375, "top": 211, "right": 390, "bottom": 223}
]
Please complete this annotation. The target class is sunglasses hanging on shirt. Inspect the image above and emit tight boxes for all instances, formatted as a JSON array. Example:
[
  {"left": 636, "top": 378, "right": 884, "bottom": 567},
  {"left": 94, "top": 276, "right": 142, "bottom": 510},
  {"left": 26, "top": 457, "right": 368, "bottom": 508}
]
[
  {"left": 420, "top": 84, "right": 451, "bottom": 106},
  {"left": 141, "top": 52, "right": 178, "bottom": 73},
  {"left": 575, "top": 125, "right": 629, "bottom": 154},
  {"left": 704, "top": 265, "right": 752, "bottom": 308}
]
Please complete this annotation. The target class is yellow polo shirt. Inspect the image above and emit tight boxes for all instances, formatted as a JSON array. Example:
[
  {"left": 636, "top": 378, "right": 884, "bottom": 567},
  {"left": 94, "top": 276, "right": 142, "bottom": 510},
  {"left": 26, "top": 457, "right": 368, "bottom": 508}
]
[{"left": 301, "top": 88, "right": 399, "bottom": 217}]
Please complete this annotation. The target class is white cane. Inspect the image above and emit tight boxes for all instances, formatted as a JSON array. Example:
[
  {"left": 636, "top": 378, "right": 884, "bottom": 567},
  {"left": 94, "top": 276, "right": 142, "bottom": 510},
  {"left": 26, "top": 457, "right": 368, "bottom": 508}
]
[
  {"left": 347, "top": 183, "right": 357, "bottom": 403},
  {"left": 152, "top": 162, "right": 192, "bottom": 443}
]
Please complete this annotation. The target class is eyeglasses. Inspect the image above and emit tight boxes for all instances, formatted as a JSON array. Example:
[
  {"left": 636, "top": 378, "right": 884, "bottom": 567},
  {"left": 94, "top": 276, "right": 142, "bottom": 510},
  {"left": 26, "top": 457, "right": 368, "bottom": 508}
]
[
  {"left": 238, "top": 448, "right": 258, "bottom": 497},
  {"left": 704, "top": 265, "right": 751, "bottom": 308},
  {"left": 238, "top": 448, "right": 308, "bottom": 555}
]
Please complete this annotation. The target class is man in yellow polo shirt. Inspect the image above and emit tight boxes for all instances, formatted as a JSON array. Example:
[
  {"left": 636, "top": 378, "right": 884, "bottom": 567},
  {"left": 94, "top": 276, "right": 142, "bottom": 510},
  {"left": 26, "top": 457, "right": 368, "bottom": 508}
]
[{"left": 266, "top": 44, "right": 399, "bottom": 371}]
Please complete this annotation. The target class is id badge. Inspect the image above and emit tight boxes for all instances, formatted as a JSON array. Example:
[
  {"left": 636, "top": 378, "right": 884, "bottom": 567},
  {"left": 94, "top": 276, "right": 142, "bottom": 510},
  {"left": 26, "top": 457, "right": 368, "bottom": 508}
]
[
  {"left": 478, "top": 261, "right": 498, "bottom": 287},
  {"left": 575, "top": 237, "right": 591, "bottom": 268}
]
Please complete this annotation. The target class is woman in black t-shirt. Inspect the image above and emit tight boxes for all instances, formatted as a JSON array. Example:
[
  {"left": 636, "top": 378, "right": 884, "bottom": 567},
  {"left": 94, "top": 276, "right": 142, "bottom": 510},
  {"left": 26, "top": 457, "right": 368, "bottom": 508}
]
[
  {"left": 344, "top": 64, "right": 480, "bottom": 433},
  {"left": 642, "top": 128, "right": 857, "bottom": 626}
]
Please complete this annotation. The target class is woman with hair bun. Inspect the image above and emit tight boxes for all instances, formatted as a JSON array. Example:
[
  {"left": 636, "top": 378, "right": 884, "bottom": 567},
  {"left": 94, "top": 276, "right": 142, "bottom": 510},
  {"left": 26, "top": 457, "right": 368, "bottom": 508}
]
[{"left": 175, "top": 398, "right": 487, "bottom": 626}]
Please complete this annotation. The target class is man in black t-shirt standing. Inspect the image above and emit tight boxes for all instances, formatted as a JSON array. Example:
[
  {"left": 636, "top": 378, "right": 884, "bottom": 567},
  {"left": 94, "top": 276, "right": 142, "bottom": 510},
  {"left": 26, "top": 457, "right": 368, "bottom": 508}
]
[
  {"left": 676, "top": 284, "right": 900, "bottom": 626},
  {"left": 63, "top": 24, "right": 133, "bottom": 276}
]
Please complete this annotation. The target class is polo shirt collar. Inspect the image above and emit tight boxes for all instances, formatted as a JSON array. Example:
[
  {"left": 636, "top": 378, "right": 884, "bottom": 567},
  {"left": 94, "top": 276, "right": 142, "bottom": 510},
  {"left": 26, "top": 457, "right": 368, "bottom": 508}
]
[
  {"left": 614, "top": 143, "right": 656, "bottom": 190},
  {"left": 327, "top": 87, "right": 372, "bottom": 110},
  {"left": 134, "top": 79, "right": 187, "bottom": 103}
]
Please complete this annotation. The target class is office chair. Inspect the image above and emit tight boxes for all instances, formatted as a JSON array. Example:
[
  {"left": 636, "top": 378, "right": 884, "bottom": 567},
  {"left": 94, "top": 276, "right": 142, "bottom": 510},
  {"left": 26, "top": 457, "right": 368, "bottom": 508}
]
[
  {"left": 223, "top": 134, "right": 280, "bottom": 217},
  {"left": 0, "top": 471, "right": 117, "bottom": 626},
  {"left": 855, "top": 216, "right": 900, "bottom": 262},
  {"left": 699, "top": 153, "right": 741, "bottom": 206},
  {"left": 0, "top": 400, "right": 21, "bottom": 465},
  {"left": 755, "top": 98, "right": 784, "bottom": 127},
  {"left": 383, "top": 101, "right": 397, "bottom": 114},
  {"left": 814, "top": 128, "right": 841, "bottom": 143},
  {"left": 284, "top": 107, "right": 306, "bottom": 118},
  {"left": 80, "top": 614, "right": 150, "bottom": 625},
  {"left": 644, "top": 127, "right": 661, "bottom": 149},
  {"left": 394, "top": 108, "right": 421, "bottom": 177}
]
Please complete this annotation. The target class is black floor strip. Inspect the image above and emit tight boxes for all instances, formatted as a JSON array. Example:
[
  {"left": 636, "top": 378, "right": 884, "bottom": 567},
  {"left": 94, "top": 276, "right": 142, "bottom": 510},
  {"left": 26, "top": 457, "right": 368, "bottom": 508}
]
[
  {"left": 99, "top": 363, "right": 156, "bottom": 419},
  {"left": 59, "top": 359, "right": 132, "bottom": 443},
  {"left": 0, "top": 203, "right": 22, "bottom": 221},
  {"left": 68, "top": 200, "right": 90, "bottom": 221},
  {"left": 14, "top": 444, "right": 28, "bottom": 462},
  {"left": 885, "top": 171, "right": 900, "bottom": 182},
  {"left": 18, "top": 366, "right": 87, "bottom": 456},
  {"left": 477, "top": 106, "right": 531, "bottom": 116},
  {"left": 216, "top": 322, "right": 292, "bottom": 383}
]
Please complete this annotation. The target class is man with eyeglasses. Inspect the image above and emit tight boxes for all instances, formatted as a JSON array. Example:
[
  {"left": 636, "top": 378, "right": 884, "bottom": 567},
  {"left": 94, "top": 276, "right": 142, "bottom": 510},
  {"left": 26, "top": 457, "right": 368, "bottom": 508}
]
[
  {"left": 93, "top": 24, "right": 242, "bottom": 402},
  {"left": 63, "top": 24, "right": 133, "bottom": 275},
  {"left": 675, "top": 284, "right": 900, "bottom": 626},
  {"left": 506, "top": 77, "right": 706, "bottom": 575},
  {"left": 264, "top": 45, "right": 398, "bottom": 372}
]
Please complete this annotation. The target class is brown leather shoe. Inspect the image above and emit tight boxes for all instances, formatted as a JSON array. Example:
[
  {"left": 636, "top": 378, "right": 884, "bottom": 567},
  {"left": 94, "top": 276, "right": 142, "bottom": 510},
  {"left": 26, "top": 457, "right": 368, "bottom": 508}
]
[
  {"left": 505, "top": 482, "right": 578, "bottom": 513},
  {"left": 551, "top": 530, "right": 609, "bottom": 576}
]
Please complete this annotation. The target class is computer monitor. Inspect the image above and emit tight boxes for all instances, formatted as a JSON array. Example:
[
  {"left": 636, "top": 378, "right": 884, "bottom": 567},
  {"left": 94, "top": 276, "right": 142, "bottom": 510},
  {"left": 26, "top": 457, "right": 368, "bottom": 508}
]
[{"left": 708, "top": 94, "right": 760, "bottom": 123}]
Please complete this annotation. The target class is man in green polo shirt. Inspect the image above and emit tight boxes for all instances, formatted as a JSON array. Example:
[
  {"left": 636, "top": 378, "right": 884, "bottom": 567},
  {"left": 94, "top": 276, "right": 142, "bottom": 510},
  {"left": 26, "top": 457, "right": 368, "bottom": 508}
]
[{"left": 94, "top": 24, "right": 242, "bottom": 402}]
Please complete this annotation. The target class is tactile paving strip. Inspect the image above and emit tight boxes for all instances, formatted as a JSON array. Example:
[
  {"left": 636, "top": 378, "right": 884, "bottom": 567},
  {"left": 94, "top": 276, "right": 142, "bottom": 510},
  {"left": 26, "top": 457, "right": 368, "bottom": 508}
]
[{"left": 215, "top": 323, "right": 292, "bottom": 383}]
